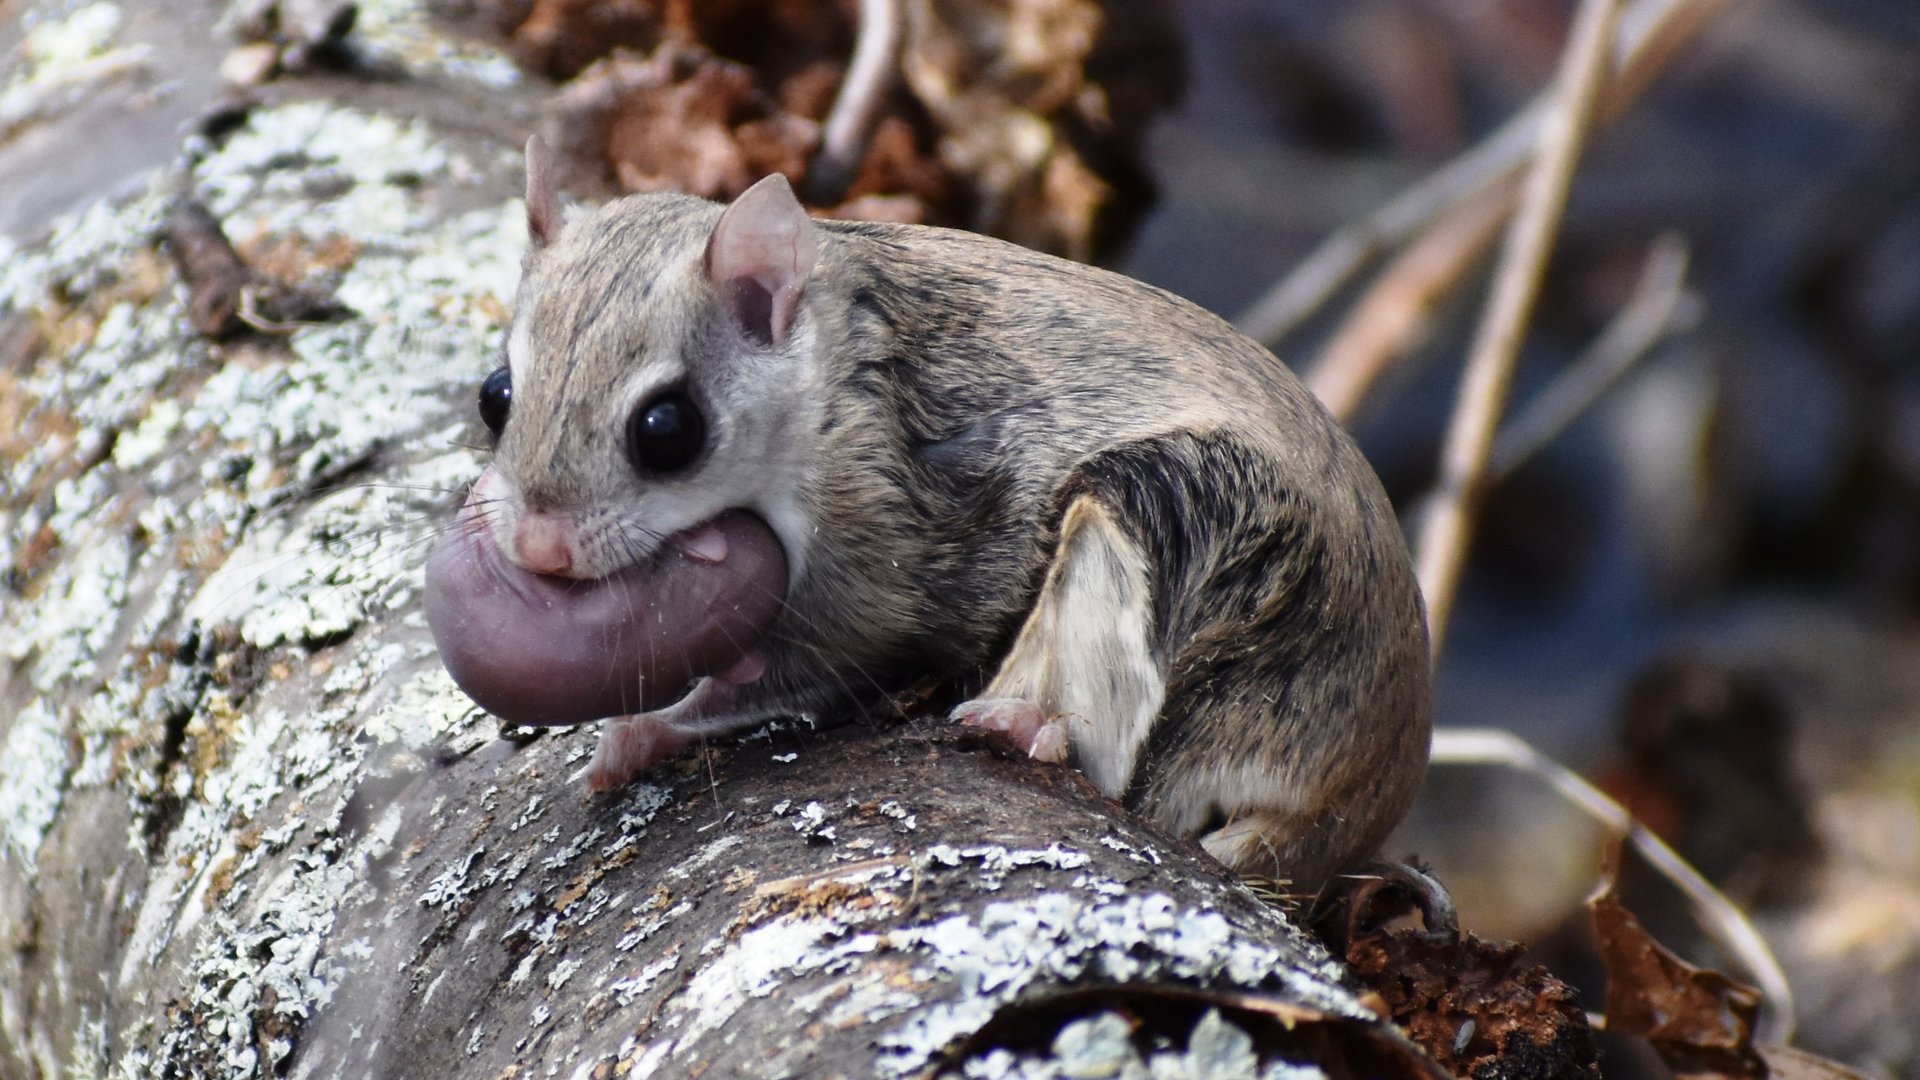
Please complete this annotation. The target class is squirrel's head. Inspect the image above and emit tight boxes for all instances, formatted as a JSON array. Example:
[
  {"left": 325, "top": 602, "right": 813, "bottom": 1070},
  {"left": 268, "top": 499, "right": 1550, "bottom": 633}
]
[{"left": 478, "top": 137, "right": 827, "bottom": 583}]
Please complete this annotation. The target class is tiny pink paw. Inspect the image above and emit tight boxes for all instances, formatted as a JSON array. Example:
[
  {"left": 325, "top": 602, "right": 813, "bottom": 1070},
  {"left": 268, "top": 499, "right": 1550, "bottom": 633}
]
[
  {"left": 584, "top": 717, "right": 693, "bottom": 792},
  {"left": 951, "top": 697, "right": 1068, "bottom": 762}
]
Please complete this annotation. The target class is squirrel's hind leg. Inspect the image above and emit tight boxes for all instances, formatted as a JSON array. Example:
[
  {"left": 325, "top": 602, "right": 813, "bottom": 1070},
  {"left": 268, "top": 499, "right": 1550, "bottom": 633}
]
[{"left": 951, "top": 494, "right": 1165, "bottom": 798}]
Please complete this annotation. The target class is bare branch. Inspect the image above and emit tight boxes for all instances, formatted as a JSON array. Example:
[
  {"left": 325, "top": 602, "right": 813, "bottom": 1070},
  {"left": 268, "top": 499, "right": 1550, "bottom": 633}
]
[
  {"left": 1488, "top": 233, "right": 1698, "bottom": 480},
  {"left": 1234, "top": 0, "right": 1730, "bottom": 347},
  {"left": 1235, "top": 107, "right": 1539, "bottom": 346},
  {"left": 1307, "top": 177, "right": 1517, "bottom": 425},
  {"left": 1415, "top": 0, "right": 1623, "bottom": 660},
  {"left": 805, "top": 0, "right": 902, "bottom": 204}
]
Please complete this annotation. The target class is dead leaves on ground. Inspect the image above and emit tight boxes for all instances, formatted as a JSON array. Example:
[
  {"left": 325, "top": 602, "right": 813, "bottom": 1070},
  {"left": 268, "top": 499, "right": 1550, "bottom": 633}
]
[
  {"left": 469, "top": 0, "right": 1183, "bottom": 261},
  {"left": 1312, "top": 850, "right": 1874, "bottom": 1079}
]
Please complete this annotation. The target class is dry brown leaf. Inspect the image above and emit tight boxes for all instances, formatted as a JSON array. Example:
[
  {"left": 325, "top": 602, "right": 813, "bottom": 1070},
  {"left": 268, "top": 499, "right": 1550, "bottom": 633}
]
[
  {"left": 545, "top": 41, "right": 818, "bottom": 202},
  {"left": 1589, "top": 870, "right": 1872, "bottom": 1080},
  {"left": 1589, "top": 846, "right": 1766, "bottom": 1078},
  {"left": 511, "top": 0, "right": 667, "bottom": 79},
  {"left": 901, "top": 0, "right": 1107, "bottom": 258},
  {"left": 834, "top": 115, "right": 951, "bottom": 213}
]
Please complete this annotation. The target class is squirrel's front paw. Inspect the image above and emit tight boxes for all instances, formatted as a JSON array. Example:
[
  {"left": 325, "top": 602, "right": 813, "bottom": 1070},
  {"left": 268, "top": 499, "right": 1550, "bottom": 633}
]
[
  {"left": 951, "top": 697, "right": 1068, "bottom": 762},
  {"left": 583, "top": 716, "right": 694, "bottom": 791}
]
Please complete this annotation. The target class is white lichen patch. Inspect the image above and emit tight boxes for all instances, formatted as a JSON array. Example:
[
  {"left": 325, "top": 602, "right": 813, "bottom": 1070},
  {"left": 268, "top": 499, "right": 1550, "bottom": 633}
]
[
  {"left": 48, "top": 296, "right": 204, "bottom": 436},
  {"left": 0, "top": 699, "right": 74, "bottom": 869},
  {"left": 537, "top": 824, "right": 606, "bottom": 873},
  {"left": 791, "top": 800, "right": 836, "bottom": 842},
  {"left": 608, "top": 948, "right": 683, "bottom": 1007},
  {"left": 871, "top": 890, "right": 1371, "bottom": 1078},
  {"left": 70, "top": 643, "right": 189, "bottom": 790},
  {"left": 114, "top": 398, "right": 186, "bottom": 470},
  {"left": 0, "top": 83, "right": 535, "bottom": 1075},
  {"left": 959, "top": 1009, "right": 1332, "bottom": 1080},
  {"left": 1097, "top": 833, "right": 1161, "bottom": 865},
  {"left": 636, "top": 845, "right": 1364, "bottom": 1080},
  {"left": 419, "top": 849, "right": 487, "bottom": 910},
  {"left": 669, "top": 914, "right": 875, "bottom": 1050},
  {"left": 0, "top": 170, "right": 169, "bottom": 308},
  {"left": 197, "top": 707, "right": 325, "bottom": 820},
  {"left": 194, "top": 103, "right": 447, "bottom": 225},
  {"left": 546, "top": 957, "right": 583, "bottom": 991},
  {"left": 921, "top": 843, "right": 1093, "bottom": 890},
  {"left": 601, "top": 784, "right": 674, "bottom": 855},
  {"left": 0, "top": 2, "right": 152, "bottom": 133},
  {"left": 359, "top": 667, "right": 487, "bottom": 755},
  {"left": 665, "top": 832, "right": 748, "bottom": 882},
  {"left": 7, "top": 526, "right": 133, "bottom": 692},
  {"left": 612, "top": 898, "right": 693, "bottom": 954},
  {"left": 351, "top": 0, "right": 524, "bottom": 89},
  {"left": 878, "top": 800, "right": 917, "bottom": 830},
  {"left": 161, "top": 856, "right": 358, "bottom": 1076}
]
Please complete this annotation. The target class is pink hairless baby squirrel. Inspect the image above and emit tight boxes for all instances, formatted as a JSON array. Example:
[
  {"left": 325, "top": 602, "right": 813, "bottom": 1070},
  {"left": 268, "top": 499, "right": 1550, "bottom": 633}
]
[{"left": 425, "top": 138, "right": 1432, "bottom": 893}]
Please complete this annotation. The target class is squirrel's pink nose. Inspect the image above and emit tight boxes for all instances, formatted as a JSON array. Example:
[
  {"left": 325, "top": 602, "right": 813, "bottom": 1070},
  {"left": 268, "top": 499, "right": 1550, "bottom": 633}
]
[{"left": 513, "top": 513, "right": 576, "bottom": 576}]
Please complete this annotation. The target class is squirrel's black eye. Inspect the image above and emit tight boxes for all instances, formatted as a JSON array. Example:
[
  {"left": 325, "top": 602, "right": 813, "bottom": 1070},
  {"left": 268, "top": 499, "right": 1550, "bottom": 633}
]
[
  {"left": 627, "top": 393, "right": 706, "bottom": 476},
  {"left": 478, "top": 367, "right": 513, "bottom": 437}
]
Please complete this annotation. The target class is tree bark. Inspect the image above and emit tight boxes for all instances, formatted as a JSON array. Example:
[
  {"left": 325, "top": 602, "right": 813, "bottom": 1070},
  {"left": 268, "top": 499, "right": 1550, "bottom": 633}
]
[{"left": 0, "top": 3, "right": 1451, "bottom": 1078}]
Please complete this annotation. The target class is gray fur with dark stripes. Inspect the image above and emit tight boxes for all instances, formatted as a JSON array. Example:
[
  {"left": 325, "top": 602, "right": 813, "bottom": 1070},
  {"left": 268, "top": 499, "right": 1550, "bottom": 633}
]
[{"left": 500, "top": 187, "right": 1431, "bottom": 891}]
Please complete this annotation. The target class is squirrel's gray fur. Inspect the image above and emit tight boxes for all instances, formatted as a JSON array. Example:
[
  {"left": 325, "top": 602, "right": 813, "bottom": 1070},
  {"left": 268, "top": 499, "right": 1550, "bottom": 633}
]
[{"left": 491, "top": 172, "right": 1431, "bottom": 893}]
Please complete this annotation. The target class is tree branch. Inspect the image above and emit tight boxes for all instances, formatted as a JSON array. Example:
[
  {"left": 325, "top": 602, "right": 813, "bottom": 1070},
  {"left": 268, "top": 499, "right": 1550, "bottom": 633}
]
[
  {"left": 1233, "top": 0, "right": 1729, "bottom": 349},
  {"left": 1414, "top": 0, "right": 1624, "bottom": 659}
]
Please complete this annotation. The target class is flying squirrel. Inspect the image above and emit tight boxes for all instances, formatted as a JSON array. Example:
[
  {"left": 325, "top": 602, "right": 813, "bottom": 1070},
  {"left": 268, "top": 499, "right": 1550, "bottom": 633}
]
[{"left": 425, "top": 139, "right": 1432, "bottom": 892}]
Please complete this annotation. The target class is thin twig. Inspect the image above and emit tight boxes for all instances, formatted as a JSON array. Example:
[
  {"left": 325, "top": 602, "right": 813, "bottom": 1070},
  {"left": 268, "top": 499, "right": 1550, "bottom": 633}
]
[
  {"left": 1415, "top": 0, "right": 1623, "bottom": 660},
  {"left": 1308, "top": 177, "right": 1518, "bottom": 424},
  {"left": 1489, "top": 233, "right": 1697, "bottom": 480},
  {"left": 805, "top": 0, "right": 902, "bottom": 205},
  {"left": 1233, "top": 0, "right": 1729, "bottom": 347},
  {"left": 1429, "top": 727, "right": 1797, "bottom": 1044},
  {"left": 1235, "top": 105, "right": 1541, "bottom": 346}
]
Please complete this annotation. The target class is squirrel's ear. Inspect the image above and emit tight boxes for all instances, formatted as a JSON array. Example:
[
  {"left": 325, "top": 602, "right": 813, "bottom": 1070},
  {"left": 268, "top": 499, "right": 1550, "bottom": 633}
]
[
  {"left": 704, "top": 174, "right": 816, "bottom": 348},
  {"left": 525, "top": 135, "right": 561, "bottom": 249}
]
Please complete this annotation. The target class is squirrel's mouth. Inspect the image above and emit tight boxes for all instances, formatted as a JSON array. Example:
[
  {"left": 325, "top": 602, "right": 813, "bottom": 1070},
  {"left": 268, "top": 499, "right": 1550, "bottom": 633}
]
[{"left": 424, "top": 497, "right": 788, "bottom": 727}]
